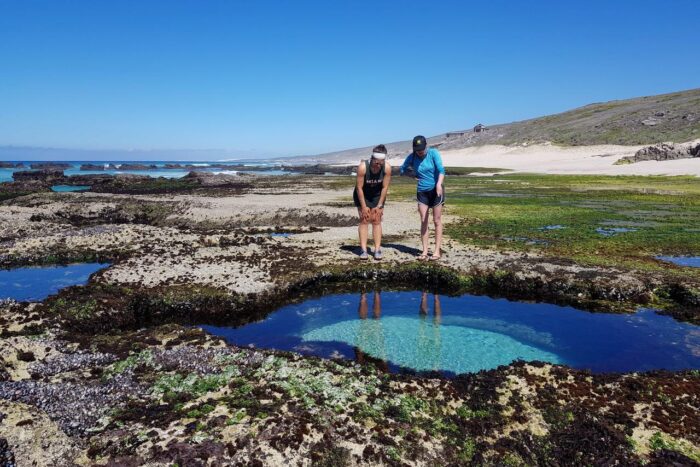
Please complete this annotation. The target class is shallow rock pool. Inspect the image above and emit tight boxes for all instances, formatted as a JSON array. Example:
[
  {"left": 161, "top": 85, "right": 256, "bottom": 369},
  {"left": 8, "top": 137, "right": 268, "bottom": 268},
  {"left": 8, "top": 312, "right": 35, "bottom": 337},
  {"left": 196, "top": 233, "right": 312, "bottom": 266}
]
[
  {"left": 0, "top": 263, "right": 110, "bottom": 301},
  {"left": 202, "top": 291, "right": 700, "bottom": 375},
  {"left": 657, "top": 256, "right": 700, "bottom": 268}
]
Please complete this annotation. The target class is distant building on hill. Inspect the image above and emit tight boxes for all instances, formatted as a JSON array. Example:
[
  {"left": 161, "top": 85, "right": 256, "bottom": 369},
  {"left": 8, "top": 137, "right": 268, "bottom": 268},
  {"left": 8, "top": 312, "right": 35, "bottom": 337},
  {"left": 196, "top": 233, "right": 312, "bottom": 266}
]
[
  {"left": 474, "top": 123, "right": 487, "bottom": 132},
  {"left": 446, "top": 131, "right": 466, "bottom": 138}
]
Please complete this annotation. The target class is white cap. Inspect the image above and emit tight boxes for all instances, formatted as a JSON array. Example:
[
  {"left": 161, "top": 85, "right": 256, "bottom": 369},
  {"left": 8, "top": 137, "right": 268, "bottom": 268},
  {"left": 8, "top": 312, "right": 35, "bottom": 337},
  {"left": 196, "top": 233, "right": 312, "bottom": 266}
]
[{"left": 371, "top": 152, "right": 386, "bottom": 160}]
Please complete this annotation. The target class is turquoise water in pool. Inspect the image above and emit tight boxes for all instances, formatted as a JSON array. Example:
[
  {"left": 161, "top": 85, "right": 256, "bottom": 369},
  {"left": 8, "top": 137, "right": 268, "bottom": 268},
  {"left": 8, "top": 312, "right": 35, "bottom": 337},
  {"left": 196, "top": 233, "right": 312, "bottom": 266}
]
[
  {"left": 51, "top": 185, "right": 90, "bottom": 192},
  {"left": 0, "top": 263, "right": 110, "bottom": 301},
  {"left": 201, "top": 291, "right": 700, "bottom": 375}
]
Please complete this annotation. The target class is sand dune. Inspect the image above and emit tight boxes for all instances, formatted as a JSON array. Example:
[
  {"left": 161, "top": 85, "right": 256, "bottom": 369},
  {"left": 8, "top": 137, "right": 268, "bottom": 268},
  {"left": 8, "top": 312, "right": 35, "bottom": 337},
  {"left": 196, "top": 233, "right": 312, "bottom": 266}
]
[{"left": 377, "top": 142, "right": 700, "bottom": 176}]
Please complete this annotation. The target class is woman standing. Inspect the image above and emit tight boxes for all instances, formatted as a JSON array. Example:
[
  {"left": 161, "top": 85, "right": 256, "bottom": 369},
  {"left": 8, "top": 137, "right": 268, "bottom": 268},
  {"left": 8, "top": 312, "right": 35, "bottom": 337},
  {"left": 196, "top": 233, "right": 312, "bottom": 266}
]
[
  {"left": 400, "top": 135, "right": 445, "bottom": 260},
  {"left": 353, "top": 144, "right": 391, "bottom": 260}
]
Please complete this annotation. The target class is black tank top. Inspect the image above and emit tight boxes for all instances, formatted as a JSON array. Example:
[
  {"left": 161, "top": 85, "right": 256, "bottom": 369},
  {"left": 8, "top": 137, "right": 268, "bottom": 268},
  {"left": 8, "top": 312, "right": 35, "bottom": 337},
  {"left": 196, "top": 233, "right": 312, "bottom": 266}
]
[{"left": 363, "top": 160, "right": 385, "bottom": 197}]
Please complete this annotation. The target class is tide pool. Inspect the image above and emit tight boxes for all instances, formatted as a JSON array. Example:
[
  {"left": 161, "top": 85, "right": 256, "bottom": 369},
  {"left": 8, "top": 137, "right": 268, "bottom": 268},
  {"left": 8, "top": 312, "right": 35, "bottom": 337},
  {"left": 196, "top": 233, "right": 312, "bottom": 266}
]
[
  {"left": 657, "top": 256, "right": 700, "bottom": 268},
  {"left": 201, "top": 291, "right": 700, "bottom": 375},
  {"left": 51, "top": 185, "right": 90, "bottom": 192},
  {"left": 0, "top": 263, "right": 110, "bottom": 301}
]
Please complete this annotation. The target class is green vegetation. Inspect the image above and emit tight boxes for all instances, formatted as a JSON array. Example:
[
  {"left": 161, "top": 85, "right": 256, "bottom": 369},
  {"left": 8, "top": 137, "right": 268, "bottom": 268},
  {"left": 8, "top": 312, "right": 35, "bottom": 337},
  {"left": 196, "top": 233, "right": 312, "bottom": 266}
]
[
  {"left": 50, "top": 297, "right": 98, "bottom": 320},
  {"left": 104, "top": 350, "right": 155, "bottom": 378},
  {"left": 152, "top": 365, "right": 241, "bottom": 401},
  {"left": 487, "top": 88, "right": 700, "bottom": 146},
  {"left": 458, "top": 438, "right": 477, "bottom": 462},
  {"left": 386, "top": 173, "right": 700, "bottom": 278},
  {"left": 456, "top": 405, "right": 490, "bottom": 419},
  {"left": 648, "top": 432, "right": 700, "bottom": 462},
  {"left": 0, "top": 191, "right": 33, "bottom": 202}
]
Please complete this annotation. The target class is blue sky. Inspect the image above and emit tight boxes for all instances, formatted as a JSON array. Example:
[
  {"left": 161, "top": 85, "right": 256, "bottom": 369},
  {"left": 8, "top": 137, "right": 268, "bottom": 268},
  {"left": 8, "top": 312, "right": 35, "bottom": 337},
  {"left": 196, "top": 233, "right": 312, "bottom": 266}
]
[{"left": 1, "top": 0, "right": 699, "bottom": 159}]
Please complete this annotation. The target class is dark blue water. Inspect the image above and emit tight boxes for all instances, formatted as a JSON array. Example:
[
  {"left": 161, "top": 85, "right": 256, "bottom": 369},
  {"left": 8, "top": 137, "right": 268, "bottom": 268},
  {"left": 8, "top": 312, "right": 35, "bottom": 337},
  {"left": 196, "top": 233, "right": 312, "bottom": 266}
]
[
  {"left": 201, "top": 291, "right": 700, "bottom": 375},
  {"left": 657, "top": 256, "right": 700, "bottom": 268},
  {"left": 0, "top": 263, "right": 110, "bottom": 301}
]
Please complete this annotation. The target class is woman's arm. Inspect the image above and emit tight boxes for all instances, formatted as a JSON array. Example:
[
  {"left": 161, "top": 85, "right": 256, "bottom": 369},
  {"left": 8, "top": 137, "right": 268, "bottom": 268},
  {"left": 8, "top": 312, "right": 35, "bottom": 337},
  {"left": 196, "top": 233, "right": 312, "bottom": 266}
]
[
  {"left": 356, "top": 162, "right": 370, "bottom": 219},
  {"left": 377, "top": 162, "right": 392, "bottom": 208},
  {"left": 399, "top": 154, "right": 413, "bottom": 175},
  {"left": 436, "top": 172, "right": 445, "bottom": 196},
  {"left": 434, "top": 150, "right": 446, "bottom": 196}
]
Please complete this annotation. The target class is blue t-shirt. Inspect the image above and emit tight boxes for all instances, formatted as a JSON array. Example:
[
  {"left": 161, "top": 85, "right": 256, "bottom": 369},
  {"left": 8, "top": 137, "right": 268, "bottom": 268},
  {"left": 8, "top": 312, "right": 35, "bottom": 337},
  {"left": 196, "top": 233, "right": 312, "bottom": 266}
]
[{"left": 400, "top": 148, "right": 445, "bottom": 192}]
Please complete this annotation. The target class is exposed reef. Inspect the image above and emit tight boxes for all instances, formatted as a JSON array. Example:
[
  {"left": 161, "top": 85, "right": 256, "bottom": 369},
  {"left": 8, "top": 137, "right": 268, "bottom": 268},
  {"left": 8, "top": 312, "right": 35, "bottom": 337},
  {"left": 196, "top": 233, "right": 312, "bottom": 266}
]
[{"left": 1, "top": 173, "right": 699, "bottom": 465}]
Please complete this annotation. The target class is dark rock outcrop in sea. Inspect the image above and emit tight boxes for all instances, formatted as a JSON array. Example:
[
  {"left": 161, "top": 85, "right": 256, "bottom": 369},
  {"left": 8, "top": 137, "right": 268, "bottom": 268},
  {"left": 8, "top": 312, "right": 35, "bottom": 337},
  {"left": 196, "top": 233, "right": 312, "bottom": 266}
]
[
  {"left": 79, "top": 163, "right": 110, "bottom": 171},
  {"left": 12, "top": 169, "right": 64, "bottom": 185},
  {"left": 182, "top": 170, "right": 241, "bottom": 186},
  {"left": 115, "top": 164, "right": 158, "bottom": 170},
  {"left": 29, "top": 163, "right": 70, "bottom": 170}
]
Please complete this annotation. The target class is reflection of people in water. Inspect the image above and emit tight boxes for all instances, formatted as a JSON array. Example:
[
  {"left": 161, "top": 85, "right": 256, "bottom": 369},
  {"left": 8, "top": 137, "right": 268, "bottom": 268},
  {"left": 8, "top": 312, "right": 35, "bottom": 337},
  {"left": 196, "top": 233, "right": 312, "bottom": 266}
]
[
  {"left": 417, "top": 291, "right": 442, "bottom": 372},
  {"left": 354, "top": 291, "right": 389, "bottom": 370}
]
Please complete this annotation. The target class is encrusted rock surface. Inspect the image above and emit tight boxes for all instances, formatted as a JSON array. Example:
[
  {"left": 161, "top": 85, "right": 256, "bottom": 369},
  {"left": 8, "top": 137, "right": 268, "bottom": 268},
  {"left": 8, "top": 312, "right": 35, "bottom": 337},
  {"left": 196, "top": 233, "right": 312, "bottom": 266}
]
[{"left": 1, "top": 174, "right": 699, "bottom": 465}]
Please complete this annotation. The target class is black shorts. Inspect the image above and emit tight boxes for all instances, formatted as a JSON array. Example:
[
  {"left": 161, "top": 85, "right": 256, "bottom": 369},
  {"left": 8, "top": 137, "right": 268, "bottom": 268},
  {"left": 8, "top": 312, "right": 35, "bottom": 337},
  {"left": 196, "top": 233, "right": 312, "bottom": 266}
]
[
  {"left": 353, "top": 188, "right": 381, "bottom": 208},
  {"left": 417, "top": 187, "right": 445, "bottom": 208}
]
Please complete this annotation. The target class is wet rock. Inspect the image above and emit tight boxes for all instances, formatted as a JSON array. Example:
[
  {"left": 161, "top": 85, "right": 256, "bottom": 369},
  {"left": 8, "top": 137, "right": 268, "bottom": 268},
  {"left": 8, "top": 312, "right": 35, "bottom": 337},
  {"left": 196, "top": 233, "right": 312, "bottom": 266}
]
[
  {"left": 29, "top": 163, "right": 70, "bottom": 170},
  {"left": 11, "top": 169, "right": 64, "bottom": 185},
  {"left": 79, "top": 163, "right": 110, "bottom": 171},
  {"left": 117, "top": 164, "right": 158, "bottom": 170},
  {"left": 0, "top": 162, "right": 23, "bottom": 168},
  {"left": 0, "top": 438, "right": 16, "bottom": 467},
  {"left": 29, "top": 351, "right": 116, "bottom": 376},
  {"left": 16, "top": 351, "right": 35, "bottom": 362},
  {"left": 0, "top": 380, "right": 136, "bottom": 436},
  {"left": 647, "top": 449, "right": 699, "bottom": 466},
  {"left": 183, "top": 171, "right": 240, "bottom": 186}
]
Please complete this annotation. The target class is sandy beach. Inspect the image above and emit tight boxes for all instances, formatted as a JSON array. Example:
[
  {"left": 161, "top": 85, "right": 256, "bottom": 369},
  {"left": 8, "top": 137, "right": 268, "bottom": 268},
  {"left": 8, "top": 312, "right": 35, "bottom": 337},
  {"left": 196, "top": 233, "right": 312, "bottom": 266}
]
[{"left": 363, "top": 141, "right": 700, "bottom": 176}]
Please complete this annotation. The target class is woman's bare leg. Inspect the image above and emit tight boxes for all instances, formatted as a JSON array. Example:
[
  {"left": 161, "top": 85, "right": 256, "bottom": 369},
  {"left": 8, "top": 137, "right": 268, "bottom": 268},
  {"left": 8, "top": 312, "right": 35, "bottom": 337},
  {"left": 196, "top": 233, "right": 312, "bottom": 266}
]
[
  {"left": 358, "top": 208, "right": 368, "bottom": 252},
  {"left": 418, "top": 203, "right": 430, "bottom": 256},
  {"left": 432, "top": 204, "right": 443, "bottom": 258}
]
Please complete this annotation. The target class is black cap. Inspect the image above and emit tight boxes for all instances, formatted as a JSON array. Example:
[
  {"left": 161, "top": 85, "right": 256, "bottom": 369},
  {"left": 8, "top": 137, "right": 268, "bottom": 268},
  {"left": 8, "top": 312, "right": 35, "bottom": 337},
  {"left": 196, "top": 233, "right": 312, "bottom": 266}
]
[{"left": 412, "top": 135, "right": 427, "bottom": 151}]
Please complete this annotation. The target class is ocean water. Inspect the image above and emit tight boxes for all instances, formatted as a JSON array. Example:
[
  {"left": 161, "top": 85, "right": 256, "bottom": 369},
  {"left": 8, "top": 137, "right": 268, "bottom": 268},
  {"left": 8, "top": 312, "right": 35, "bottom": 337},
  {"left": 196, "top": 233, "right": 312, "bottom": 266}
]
[
  {"left": 0, "top": 161, "right": 298, "bottom": 183},
  {"left": 201, "top": 291, "right": 700, "bottom": 375},
  {"left": 0, "top": 263, "right": 110, "bottom": 301}
]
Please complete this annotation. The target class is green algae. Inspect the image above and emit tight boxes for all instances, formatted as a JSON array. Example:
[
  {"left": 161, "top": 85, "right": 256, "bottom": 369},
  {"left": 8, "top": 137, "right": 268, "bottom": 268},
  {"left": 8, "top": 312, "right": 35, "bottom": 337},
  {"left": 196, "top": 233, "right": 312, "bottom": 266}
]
[
  {"left": 649, "top": 432, "right": 700, "bottom": 462},
  {"left": 104, "top": 349, "right": 155, "bottom": 378},
  {"left": 152, "top": 365, "right": 241, "bottom": 401},
  {"left": 352, "top": 173, "right": 700, "bottom": 276}
]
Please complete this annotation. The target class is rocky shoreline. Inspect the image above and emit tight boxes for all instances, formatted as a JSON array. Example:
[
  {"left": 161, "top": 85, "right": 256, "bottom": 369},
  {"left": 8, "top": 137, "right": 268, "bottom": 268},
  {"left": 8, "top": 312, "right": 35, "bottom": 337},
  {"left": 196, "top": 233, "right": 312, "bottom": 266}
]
[{"left": 1, "top": 174, "right": 699, "bottom": 465}]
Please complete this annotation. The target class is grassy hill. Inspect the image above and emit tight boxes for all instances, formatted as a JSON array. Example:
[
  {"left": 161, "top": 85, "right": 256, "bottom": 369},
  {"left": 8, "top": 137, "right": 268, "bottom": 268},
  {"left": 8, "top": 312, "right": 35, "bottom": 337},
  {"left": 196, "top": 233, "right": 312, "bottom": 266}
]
[
  {"left": 441, "top": 87, "right": 700, "bottom": 148},
  {"left": 306, "top": 88, "right": 700, "bottom": 162}
]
